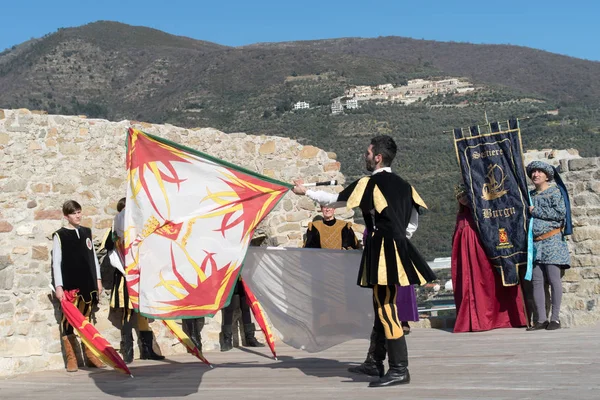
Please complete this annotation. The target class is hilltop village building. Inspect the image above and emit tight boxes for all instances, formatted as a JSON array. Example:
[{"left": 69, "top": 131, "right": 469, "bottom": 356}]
[
  {"left": 331, "top": 78, "right": 475, "bottom": 113},
  {"left": 293, "top": 101, "right": 310, "bottom": 110}
]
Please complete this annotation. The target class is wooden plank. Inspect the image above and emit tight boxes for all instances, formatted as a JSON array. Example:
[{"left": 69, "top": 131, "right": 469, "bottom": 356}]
[{"left": 1, "top": 326, "right": 599, "bottom": 399}]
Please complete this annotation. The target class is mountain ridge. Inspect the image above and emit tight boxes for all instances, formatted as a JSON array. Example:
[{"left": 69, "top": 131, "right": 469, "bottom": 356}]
[{"left": 2, "top": 21, "right": 598, "bottom": 258}]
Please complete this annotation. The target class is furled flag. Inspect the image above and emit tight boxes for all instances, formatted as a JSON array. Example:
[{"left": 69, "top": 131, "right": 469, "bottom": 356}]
[
  {"left": 240, "top": 278, "right": 277, "bottom": 359},
  {"left": 123, "top": 128, "right": 291, "bottom": 319},
  {"left": 61, "top": 289, "right": 132, "bottom": 376}
]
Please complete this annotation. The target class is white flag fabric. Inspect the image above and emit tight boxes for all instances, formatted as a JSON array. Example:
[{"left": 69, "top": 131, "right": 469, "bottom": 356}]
[
  {"left": 242, "top": 246, "right": 373, "bottom": 353},
  {"left": 123, "top": 128, "right": 290, "bottom": 319}
]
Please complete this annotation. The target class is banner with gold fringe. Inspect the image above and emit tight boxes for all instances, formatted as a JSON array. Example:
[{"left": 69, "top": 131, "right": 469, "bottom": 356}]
[{"left": 453, "top": 119, "right": 529, "bottom": 286}]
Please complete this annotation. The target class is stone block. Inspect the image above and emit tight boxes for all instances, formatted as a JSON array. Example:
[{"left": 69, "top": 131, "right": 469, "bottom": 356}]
[
  {"left": 581, "top": 267, "right": 600, "bottom": 280},
  {"left": 300, "top": 165, "right": 322, "bottom": 176},
  {"left": 323, "top": 161, "right": 341, "bottom": 172},
  {"left": 2, "top": 179, "right": 28, "bottom": 192},
  {"left": 27, "top": 200, "right": 37, "bottom": 208},
  {"left": 259, "top": 141, "right": 275, "bottom": 154},
  {"left": 572, "top": 226, "right": 600, "bottom": 242},
  {"left": 106, "top": 177, "right": 123, "bottom": 188},
  {"left": 31, "top": 245, "right": 49, "bottom": 261},
  {"left": 95, "top": 218, "right": 113, "bottom": 229},
  {"left": 285, "top": 211, "right": 311, "bottom": 222},
  {"left": 571, "top": 254, "right": 600, "bottom": 267},
  {"left": 297, "top": 197, "right": 318, "bottom": 211},
  {"left": 282, "top": 199, "right": 293, "bottom": 212},
  {"left": 273, "top": 236, "right": 288, "bottom": 246},
  {"left": 568, "top": 158, "right": 599, "bottom": 171},
  {"left": 58, "top": 142, "right": 79, "bottom": 155},
  {"left": 0, "top": 132, "right": 9, "bottom": 145},
  {"left": 16, "top": 223, "right": 36, "bottom": 236},
  {"left": 299, "top": 145, "right": 320, "bottom": 159},
  {"left": 0, "top": 337, "right": 43, "bottom": 357},
  {"left": 31, "top": 183, "right": 51, "bottom": 193},
  {"left": 243, "top": 141, "right": 255, "bottom": 154},
  {"left": 34, "top": 209, "right": 62, "bottom": 220},
  {"left": 572, "top": 193, "right": 600, "bottom": 207},
  {"left": 28, "top": 141, "right": 42, "bottom": 151},
  {"left": 0, "top": 302, "right": 15, "bottom": 318},
  {"left": 0, "top": 268, "right": 14, "bottom": 290},
  {"left": 0, "top": 220, "right": 13, "bottom": 232},
  {"left": 327, "top": 152, "right": 337, "bottom": 160},
  {"left": 277, "top": 223, "right": 301, "bottom": 233}
]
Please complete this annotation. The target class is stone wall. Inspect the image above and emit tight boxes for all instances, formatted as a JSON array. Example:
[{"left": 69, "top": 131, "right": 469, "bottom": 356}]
[
  {"left": 560, "top": 157, "right": 600, "bottom": 326},
  {"left": 0, "top": 109, "right": 350, "bottom": 376},
  {"left": 1, "top": 108, "right": 599, "bottom": 376}
]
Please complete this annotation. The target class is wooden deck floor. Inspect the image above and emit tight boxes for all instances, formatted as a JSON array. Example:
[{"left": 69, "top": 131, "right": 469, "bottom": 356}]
[{"left": 2, "top": 325, "right": 600, "bottom": 400}]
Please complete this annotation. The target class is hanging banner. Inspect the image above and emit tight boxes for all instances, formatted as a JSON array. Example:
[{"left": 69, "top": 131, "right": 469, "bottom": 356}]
[{"left": 453, "top": 119, "right": 529, "bottom": 286}]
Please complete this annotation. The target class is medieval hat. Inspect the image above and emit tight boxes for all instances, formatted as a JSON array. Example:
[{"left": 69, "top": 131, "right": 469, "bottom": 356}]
[{"left": 526, "top": 161, "right": 554, "bottom": 181}]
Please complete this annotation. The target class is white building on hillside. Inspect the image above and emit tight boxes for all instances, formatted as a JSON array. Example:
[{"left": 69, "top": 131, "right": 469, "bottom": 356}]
[
  {"left": 331, "top": 102, "right": 343, "bottom": 114},
  {"left": 293, "top": 101, "right": 310, "bottom": 110},
  {"left": 345, "top": 99, "right": 359, "bottom": 109}
]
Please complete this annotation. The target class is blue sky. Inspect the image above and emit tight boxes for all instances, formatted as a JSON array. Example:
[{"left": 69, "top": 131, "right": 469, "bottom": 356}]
[{"left": 1, "top": 1, "right": 598, "bottom": 61}]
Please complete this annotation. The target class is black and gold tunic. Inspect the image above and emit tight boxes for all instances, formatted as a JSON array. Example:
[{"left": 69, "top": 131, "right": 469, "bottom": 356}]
[
  {"left": 304, "top": 219, "right": 360, "bottom": 250},
  {"left": 337, "top": 171, "right": 436, "bottom": 287}
]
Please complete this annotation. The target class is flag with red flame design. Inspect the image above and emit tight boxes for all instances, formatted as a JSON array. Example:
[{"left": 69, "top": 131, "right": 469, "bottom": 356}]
[
  {"left": 123, "top": 128, "right": 291, "bottom": 319},
  {"left": 241, "top": 279, "right": 277, "bottom": 359},
  {"left": 61, "top": 290, "right": 132, "bottom": 376}
]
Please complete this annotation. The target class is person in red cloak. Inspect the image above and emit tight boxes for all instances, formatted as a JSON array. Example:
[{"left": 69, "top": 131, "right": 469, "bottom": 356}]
[{"left": 451, "top": 183, "right": 527, "bottom": 332}]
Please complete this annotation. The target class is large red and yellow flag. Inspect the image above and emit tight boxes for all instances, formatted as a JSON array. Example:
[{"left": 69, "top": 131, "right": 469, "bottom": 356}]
[
  {"left": 123, "top": 128, "right": 291, "bottom": 319},
  {"left": 62, "top": 290, "right": 132, "bottom": 376}
]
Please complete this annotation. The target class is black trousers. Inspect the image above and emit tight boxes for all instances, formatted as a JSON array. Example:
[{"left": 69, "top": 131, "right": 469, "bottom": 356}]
[{"left": 222, "top": 281, "right": 252, "bottom": 325}]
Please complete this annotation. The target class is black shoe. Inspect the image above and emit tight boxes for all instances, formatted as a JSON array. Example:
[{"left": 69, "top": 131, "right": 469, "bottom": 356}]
[
  {"left": 243, "top": 323, "right": 265, "bottom": 348},
  {"left": 140, "top": 331, "right": 166, "bottom": 360},
  {"left": 348, "top": 362, "right": 384, "bottom": 377},
  {"left": 546, "top": 321, "right": 561, "bottom": 330},
  {"left": 369, "top": 337, "right": 410, "bottom": 387},
  {"left": 369, "top": 369, "right": 410, "bottom": 387},
  {"left": 221, "top": 325, "right": 233, "bottom": 352},
  {"left": 526, "top": 321, "right": 549, "bottom": 331},
  {"left": 182, "top": 318, "right": 204, "bottom": 353},
  {"left": 120, "top": 338, "right": 134, "bottom": 364}
]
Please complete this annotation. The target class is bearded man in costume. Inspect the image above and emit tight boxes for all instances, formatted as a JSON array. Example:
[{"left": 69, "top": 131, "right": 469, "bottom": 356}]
[{"left": 293, "top": 135, "right": 436, "bottom": 388}]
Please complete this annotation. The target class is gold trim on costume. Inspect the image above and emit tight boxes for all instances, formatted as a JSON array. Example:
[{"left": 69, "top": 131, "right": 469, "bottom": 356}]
[
  {"left": 411, "top": 187, "right": 428, "bottom": 209},
  {"left": 346, "top": 177, "right": 370, "bottom": 209},
  {"left": 392, "top": 240, "right": 410, "bottom": 286},
  {"left": 373, "top": 184, "right": 388, "bottom": 213},
  {"left": 377, "top": 238, "right": 387, "bottom": 285}
]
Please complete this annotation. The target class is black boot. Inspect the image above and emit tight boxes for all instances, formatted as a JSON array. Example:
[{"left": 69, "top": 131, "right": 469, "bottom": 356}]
[
  {"left": 348, "top": 328, "right": 385, "bottom": 377},
  {"left": 120, "top": 331, "right": 134, "bottom": 364},
  {"left": 221, "top": 325, "right": 233, "bottom": 352},
  {"left": 140, "top": 331, "right": 165, "bottom": 360},
  {"left": 182, "top": 318, "right": 204, "bottom": 352},
  {"left": 369, "top": 336, "right": 410, "bottom": 387},
  {"left": 243, "top": 323, "right": 265, "bottom": 347}
]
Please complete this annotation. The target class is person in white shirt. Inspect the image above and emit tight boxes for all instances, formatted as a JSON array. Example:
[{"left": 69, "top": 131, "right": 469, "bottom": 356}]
[{"left": 292, "top": 135, "right": 436, "bottom": 388}]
